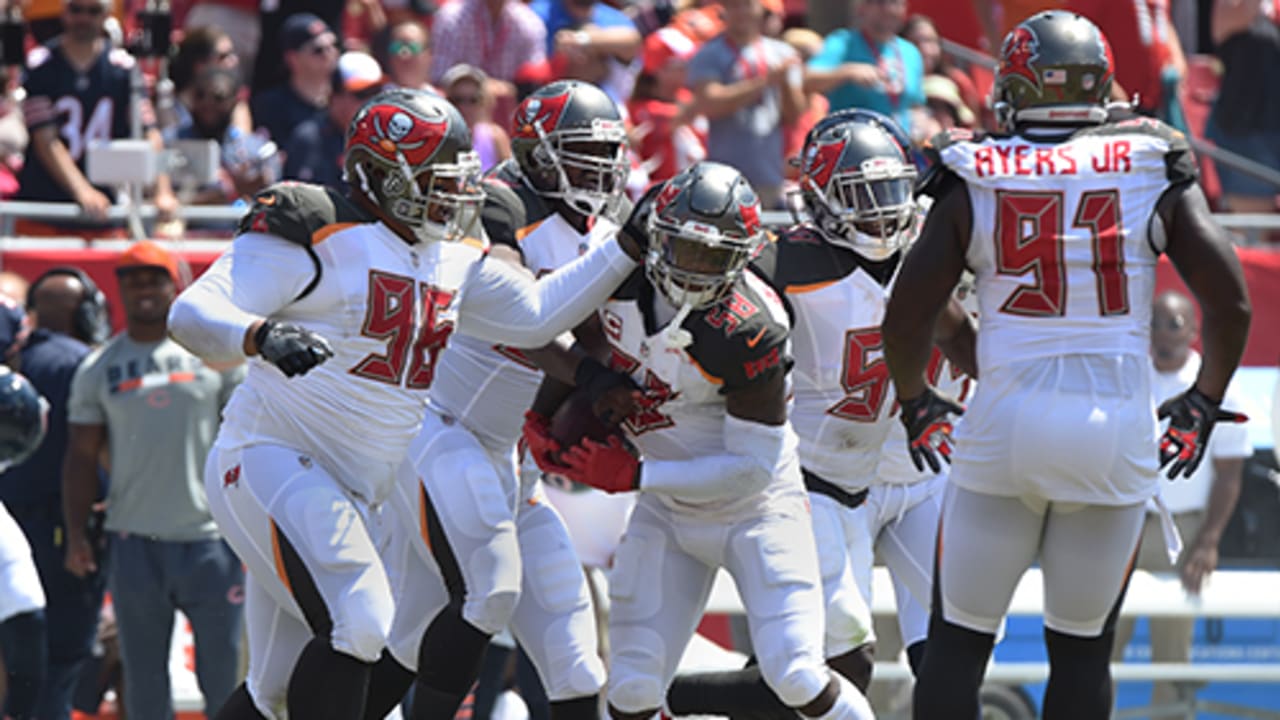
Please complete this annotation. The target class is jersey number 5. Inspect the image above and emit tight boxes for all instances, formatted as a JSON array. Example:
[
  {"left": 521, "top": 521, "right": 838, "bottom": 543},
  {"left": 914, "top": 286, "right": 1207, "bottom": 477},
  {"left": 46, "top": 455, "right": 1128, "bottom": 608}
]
[
  {"left": 350, "top": 271, "right": 455, "bottom": 389},
  {"left": 828, "top": 327, "right": 888, "bottom": 423},
  {"left": 995, "top": 189, "right": 1128, "bottom": 317}
]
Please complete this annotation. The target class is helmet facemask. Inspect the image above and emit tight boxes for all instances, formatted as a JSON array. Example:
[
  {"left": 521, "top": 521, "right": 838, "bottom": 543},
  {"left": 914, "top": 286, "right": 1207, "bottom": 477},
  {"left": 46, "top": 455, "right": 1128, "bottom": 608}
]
[
  {"left": 352, "top": 148, "right": 485, "bottom": 244},
  {"left": 806, "top": 157, "right": 917, "bottom": 261},
  {"left": 645, "top": 213, "right": 761, "bottom": 311},
  {"left": 530, "top": 119, "right": 629, "bottom": 217}
]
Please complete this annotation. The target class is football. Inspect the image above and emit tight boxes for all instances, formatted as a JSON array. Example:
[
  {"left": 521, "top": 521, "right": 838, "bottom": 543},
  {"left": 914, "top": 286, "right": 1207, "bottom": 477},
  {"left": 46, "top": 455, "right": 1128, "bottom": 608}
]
[{"left": 549, "top": 389, "right": 620, "bottom": 450}]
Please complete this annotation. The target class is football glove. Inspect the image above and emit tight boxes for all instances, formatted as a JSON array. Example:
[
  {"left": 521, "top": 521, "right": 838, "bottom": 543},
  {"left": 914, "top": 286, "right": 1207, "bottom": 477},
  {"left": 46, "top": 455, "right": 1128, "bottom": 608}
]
[
  {"left": 521, "top": 411, "right": 564, "bottom": 474},
  {"left": 559, "top": 436, "right": 641, "bottom": 494},
  {"left": 1157, "top": 387, "right": 1248, "bottom": 480},
  {"left": 898, "top": 387, "right": 965, "bottom": 474},
  {"left": 254, "top": 321, "right": 334, "bottom": 377},
  {"left": 575, "top": 357, "right": 641, "bottom": 423}
]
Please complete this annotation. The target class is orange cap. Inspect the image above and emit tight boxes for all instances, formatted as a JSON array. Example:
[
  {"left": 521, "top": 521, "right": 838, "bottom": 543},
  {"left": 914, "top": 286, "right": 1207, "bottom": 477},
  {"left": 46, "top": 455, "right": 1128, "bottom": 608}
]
[{"left": 116, "top": 241, "right": 179, "bottom": 282}]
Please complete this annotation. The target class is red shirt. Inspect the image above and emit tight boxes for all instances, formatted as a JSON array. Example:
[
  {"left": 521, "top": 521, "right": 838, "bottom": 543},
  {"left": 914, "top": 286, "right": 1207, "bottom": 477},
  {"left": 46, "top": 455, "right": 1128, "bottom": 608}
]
[
  {"left": 627, "top": 97, "right": 705, "bottom": 183},
  {"left": 1070, "top": 0, "right": 1177, "bottom": 110}
]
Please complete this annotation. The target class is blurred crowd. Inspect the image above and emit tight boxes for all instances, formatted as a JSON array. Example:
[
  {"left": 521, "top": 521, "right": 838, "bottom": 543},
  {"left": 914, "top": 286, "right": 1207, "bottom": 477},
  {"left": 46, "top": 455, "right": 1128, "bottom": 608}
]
[{"left": 0, "top": 0, "right": 1277, "bottom": 236}]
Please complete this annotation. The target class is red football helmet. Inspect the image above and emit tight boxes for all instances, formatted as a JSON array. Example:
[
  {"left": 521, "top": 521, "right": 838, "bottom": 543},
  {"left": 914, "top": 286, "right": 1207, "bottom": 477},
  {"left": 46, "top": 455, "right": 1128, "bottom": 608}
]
[{"left": 345, "top": 88, "right": 483, "bottom": 243}]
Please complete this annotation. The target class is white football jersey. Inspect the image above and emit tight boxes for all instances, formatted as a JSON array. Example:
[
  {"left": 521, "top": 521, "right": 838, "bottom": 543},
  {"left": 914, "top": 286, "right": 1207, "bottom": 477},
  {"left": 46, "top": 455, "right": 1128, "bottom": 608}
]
[
  {"left": 217, "top": 222, "right": 485, "bottom": 503},
  {"left": 430, "top": 211, "right": 620, "bottom": 448},
  {"left": 931, "top": 120, "right": 1196, "bottom": 373},
  {"left": 602, "top": 270, "right": 799, "bottom": 518}
]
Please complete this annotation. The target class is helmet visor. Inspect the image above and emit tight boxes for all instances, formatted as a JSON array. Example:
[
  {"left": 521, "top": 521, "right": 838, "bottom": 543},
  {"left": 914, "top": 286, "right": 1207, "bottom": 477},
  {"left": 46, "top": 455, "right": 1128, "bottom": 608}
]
[
  {"left": 829, "top": 171, "right": 915, "bottom": 235},
  {"left": 646, "top": 227, "right": 753, "bottom": 309}
]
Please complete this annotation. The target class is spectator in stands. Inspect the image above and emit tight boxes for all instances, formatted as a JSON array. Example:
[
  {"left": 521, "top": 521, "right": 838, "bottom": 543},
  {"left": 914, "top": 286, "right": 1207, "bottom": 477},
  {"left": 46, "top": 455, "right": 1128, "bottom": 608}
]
[
  {"left": 184, "top": 0, "right": 261, "bottom": 87},
  {"left": 250, "top": 13, "right": 339, "bottom": 147},
  {"left": 342, "top": 0, "right": 390, "bottom": 53},
  {"left": 177, "top": 67, "right": 281, "bottom": 205},
  {"left": 902, "top": 15, "right": 982, "bottom": 124},
  {"left": 372, "top": 18, "right": 435, "bottom": 92},
  {"left": 921, "top": 74, "right": 977, "bottom": 131},
  {"left": 688, "top": 0, "right": 804, "bottom": 209},
  {"left": 430, "top": 0, "right": 548, "bottom": 127},
  {"left": 1070, "top": 0, "right": 1188, "bottom": 121},
  {"left": 1206, "top": 0, "right": 1280, "bottom": 219},
  {"left": 14, "top": 0, "right": 179, "bottom": 238},
  {"left": 284, "top": 51, "right": 386, "bottom": 191},
  {"left": 532, "top": 0, "right": 643, "bottom": 61},
  {"left": 63, "top": 243, "right": 245, "bottom": 720},
  {"left": 972, "top": 0, "right": 1059, "bottom": 56},
  {"left": 780, "top": 27, "right": 830, "bottom": 181},
  {"left": 0, "top": 268, "right": 103, "bottom": 720},
  {"left": 628, "top": 26, "right": 704, "bottom": 184},
  {"left": 169, "top": 26, "right": 253, "bottom": 137},
  {"left": 441, "top": 64, "right": 511, "bottom": 172},
  {"left": 807, "top": 0, "right": 925, "bottom": 137},
  {"left": 0, "top": 273, "right": 28, "bottom": 307},
  {"left": 1112, "top": 290, "right": 1252, "bottom": 710},
  {"left": 0, "top": 67, "right": 25, "bottom": 199},
  {"left": 251, "top": 0, "right": 345, "bottom": 96}
]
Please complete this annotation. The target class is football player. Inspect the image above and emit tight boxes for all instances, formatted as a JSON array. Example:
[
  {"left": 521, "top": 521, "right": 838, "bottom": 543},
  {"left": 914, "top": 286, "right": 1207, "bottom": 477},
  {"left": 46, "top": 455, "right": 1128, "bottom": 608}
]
[
  {"left": 526, "top": 161, "right": 876, "bottom": 720},
  {"left": 664, "top": 113, "right": 977, "bottom": 719},
  {"left": 166, "top": 88, "right": 644, "bottom": 720},
  {"left": 373, "top": 80, "right": 638, "bottom": 720},
  {"left": 882, "top": 12, "right": 1250, "bottom": 719},
  {"left": 0, "top": 367, "right": 51, "bottom": 720}
]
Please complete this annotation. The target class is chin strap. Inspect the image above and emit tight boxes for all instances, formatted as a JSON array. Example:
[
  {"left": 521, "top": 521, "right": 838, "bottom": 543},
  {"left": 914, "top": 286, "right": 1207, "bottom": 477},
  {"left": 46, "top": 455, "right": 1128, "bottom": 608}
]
[{"left": 661, "top": 302, "right": 694, "bottom": 350}]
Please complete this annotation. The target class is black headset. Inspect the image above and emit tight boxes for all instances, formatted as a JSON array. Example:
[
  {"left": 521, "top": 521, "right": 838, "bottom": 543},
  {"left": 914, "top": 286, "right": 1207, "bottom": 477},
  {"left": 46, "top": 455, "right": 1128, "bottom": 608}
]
[{"left": 26, "top": 267, "right": 111, "bottom": 346}]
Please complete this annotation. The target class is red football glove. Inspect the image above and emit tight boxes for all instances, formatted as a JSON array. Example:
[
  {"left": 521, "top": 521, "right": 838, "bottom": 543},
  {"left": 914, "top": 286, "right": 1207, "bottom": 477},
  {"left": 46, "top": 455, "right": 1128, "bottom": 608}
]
[
  {"left": 559, "top": 436, "right": 641, "bottom": 494},
  {"left": 522, "top": 411, "right": 567, "bottom": 475},
  {"left": 898, "top": 387, "right": 965, "bottom": 474}
]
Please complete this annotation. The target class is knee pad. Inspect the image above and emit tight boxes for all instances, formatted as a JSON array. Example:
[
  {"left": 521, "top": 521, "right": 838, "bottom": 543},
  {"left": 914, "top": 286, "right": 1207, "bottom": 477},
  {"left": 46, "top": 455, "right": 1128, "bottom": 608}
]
[
  {"left": 766, "top": 663, "right": 830, "bottom": 709},
  {"left": 543, "top": 651, "right": 606, "bottom": 701},
  {"left": 462, "top": 588, "right": 520, "bottom": 636},
  {"left": 607, "top": 675, "right": 664, "bottom": 717},
  {"left": 331, "top": 602, "right": 391, "bottom": 663}
]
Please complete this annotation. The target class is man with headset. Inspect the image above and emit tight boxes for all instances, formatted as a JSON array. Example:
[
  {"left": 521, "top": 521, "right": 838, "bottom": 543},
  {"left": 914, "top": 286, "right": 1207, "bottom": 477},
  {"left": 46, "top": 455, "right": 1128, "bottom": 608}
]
[{"left": 0, "top": 267, "right": 106, "bottom": 720}]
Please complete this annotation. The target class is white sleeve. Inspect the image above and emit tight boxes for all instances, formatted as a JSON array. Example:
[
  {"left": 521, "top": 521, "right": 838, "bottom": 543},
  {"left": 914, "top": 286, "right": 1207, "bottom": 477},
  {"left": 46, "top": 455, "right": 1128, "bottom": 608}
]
[
  {"left": 638, "top": 415, "right": 793, "bottom": 500},
  {"left": 456, "top": 236, "right": 636, "bottom": 347},
  {"left": 168, "top": 233, "right": 317, "bottom": 361}
]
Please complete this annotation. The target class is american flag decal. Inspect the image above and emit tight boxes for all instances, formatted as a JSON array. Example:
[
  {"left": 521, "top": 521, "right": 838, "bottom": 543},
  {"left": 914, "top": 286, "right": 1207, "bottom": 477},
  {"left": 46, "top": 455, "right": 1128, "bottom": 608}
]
[{"left": 1043, "top": 68, "right": 1068, "bottom": 85}]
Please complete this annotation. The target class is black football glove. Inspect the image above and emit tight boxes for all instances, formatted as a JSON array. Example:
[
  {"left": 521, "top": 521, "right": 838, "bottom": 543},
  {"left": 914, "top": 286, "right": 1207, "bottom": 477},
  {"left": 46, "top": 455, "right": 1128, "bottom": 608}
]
[
  {"left": 1157, "top": 387, "right": 1248, "bottom": 480},
  {"left": 254, "top": 321, "right": 335, "bottom": 378},
  {"left": 574, "top": 356, "right": 641, "bottom": 424},
  {"left": 621, "top": 182, "right": 665, "bottom": 250},
  {"left": 898, "top": 386, "right": 965, "bottom": 474}
]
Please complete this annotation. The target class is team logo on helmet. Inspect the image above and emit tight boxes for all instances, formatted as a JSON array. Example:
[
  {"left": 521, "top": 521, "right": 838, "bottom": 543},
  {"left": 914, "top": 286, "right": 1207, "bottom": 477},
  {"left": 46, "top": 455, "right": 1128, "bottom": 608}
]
[
  {"left": 1000, "top": 25, "right": 1041, "bottom": 91},
  {"left": 738, "top": 196, "right": 761, "bottom": 237},
  {"left": 803, "top": 139, "right": 848, "bottom": 190},
  {"left": 514, "top": 91, "right": 571, "bottom": 140},
  {"left": 350, "top": 104, "right": 449, "bottom": 166},
  {"left": 653, "top": 181, "right": 682, "bottom": 215}
]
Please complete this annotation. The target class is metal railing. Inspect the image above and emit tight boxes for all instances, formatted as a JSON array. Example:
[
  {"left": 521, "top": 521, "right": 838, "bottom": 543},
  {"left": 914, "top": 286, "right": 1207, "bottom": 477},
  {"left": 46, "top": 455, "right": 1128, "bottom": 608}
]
[{"left": 2, "top": 200, "right": 1278, "bottom": 242}]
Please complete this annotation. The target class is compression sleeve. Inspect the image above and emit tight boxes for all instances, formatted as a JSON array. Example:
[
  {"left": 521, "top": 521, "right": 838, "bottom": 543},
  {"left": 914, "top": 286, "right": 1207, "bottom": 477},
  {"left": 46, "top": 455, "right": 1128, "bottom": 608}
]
[
  {"left": 168, "top": 233, "right": 316, "bottom": 361},
  {"left": 456, "top": 236, "right": 636, "bottom": 347},
  {"left": 637, "top": 414, "right": 794, "bottom": 500}
]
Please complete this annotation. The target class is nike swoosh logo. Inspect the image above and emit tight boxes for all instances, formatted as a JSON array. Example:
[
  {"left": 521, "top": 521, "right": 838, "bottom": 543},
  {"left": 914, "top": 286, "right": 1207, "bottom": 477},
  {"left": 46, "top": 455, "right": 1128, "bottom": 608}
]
[{"left": 745, "top": 326, "right": 767, "bottom": 348}]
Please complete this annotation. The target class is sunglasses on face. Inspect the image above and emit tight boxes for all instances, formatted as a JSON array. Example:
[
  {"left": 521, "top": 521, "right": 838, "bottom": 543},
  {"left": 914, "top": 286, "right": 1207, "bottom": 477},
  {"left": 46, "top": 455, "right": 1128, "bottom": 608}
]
[
  {"left": 304, "top": 41, "right": 337, "bottom": 56},
  {"left": 389, "top": 39, "right": 426, "bottom": 57},
  {"left": 448, "top": 94, "right": 480, "bottom": 106},
  {"left": 67, "top": 3, "right": 105, "bottom": 16}
]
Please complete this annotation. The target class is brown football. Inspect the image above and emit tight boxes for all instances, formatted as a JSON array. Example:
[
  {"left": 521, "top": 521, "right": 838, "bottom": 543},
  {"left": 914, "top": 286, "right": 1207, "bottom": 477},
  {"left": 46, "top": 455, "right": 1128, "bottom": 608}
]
[{"left": 549, "top": 389, "right": 620, "bottom": 450}]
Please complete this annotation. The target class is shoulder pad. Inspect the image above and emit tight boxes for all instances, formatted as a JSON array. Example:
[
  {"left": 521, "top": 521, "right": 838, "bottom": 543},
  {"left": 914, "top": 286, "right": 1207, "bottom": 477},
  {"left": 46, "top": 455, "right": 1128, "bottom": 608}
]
[
  {"left": 686, "top": 274, "right": 792, "bottom": 392},
  {"left": 762, "top": 224, "right": 860, "bottom": 291},
  {"left": 917, "top": 129, "right": 986, "bottom": 200},
  {"left": 236, "top": 182, "right": 372, "bottom": 245},
  {"left": 480, "top": 179, "right": 529, "bottom": 249},
  {"left": 1074, "top": 116, "right": 1198, "bottom": 184}
]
